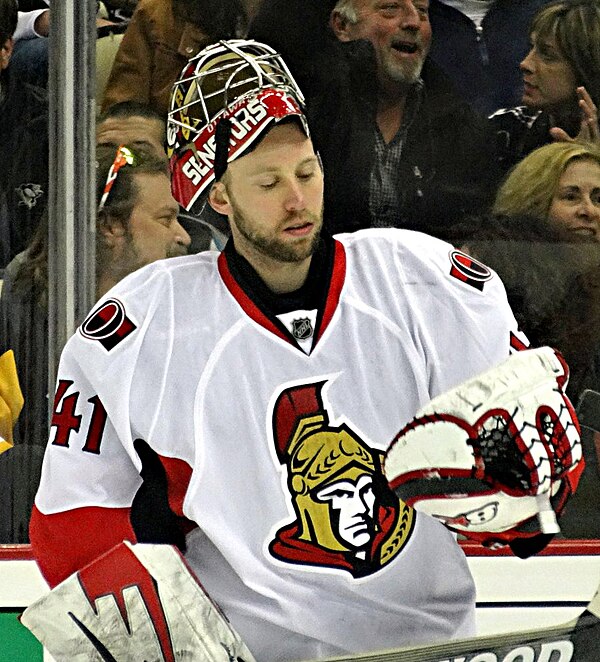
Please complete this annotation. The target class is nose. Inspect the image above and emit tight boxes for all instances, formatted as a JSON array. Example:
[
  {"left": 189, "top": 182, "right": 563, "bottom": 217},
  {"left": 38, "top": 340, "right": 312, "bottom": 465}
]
[
  {"left": 399, "top": 1, "right": 420, "bottom": 29},
  {"left": 520, "top": 48, "right": 535, "bottom": 74},
  {"left": 174, "top": 219, "right": 192, "bottom": 247},
  {"left": 577, "top": 196, "right": 600, "bottom": 222},
  {"left": 284, "top": 180, "right": 306, "bottom": 212}
]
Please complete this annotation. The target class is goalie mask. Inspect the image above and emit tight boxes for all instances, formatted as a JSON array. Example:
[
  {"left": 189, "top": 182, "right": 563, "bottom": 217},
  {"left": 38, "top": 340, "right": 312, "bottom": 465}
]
[
  {"left": 167, "top": 39, "right": 309, "bottom": 214},
  {"left": 384, "top": 347, "right": 584, "bottom": 551}
]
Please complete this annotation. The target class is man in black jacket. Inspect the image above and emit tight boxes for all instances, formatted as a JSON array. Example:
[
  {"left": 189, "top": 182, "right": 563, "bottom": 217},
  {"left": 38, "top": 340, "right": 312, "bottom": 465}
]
[{"left": 250, "top": 0, "right": 499, "bottom": 238}]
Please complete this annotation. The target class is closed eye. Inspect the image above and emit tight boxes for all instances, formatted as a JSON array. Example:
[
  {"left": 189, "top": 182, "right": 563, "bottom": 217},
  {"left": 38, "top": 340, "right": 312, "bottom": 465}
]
[{"left": 258, "top": 179, "right": 278, "bottom": 190}]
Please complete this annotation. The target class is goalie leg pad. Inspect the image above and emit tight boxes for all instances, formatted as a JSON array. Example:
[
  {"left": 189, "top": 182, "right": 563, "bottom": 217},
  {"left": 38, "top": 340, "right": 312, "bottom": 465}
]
[{"left": 21, "top": 541, "right": 256, "bottom": 662}]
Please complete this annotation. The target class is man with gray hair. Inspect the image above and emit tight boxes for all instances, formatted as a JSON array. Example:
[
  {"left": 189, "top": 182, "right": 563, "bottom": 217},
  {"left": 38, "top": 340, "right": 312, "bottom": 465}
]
[{"left": 249, "top": 0, "right": 499, "bottom": 238}]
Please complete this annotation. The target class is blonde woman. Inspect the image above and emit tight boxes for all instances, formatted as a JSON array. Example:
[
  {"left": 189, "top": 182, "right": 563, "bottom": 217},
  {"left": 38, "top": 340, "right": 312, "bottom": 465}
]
[{"left": 494, "top": 141, "right": 600, "bottom": 239}]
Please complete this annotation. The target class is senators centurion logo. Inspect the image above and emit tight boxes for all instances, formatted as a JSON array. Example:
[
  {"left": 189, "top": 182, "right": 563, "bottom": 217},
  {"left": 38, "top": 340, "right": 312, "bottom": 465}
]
[
  {"left": 268, "top": 381, "right": 415, "bottom": 578},
  {"left": 79, "top": 298, "right": 136, "bottom": 351}
]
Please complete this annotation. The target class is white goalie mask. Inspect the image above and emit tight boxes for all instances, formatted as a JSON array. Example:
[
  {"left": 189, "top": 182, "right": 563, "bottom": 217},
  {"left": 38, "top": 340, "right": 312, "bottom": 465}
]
[
  {"left": 384, "top": 347, "right": 584, "bottom": 550},
  {"left": 167, "top": 39, "right": 309, "bottom": 214}
]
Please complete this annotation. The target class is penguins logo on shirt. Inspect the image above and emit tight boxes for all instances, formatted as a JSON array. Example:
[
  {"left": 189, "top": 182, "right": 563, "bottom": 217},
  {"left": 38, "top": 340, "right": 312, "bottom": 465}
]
[
  {"left": 15, "top": 182, "right": 43, "bottom": 209},
  {"left": 268, "top": 381, "right": 415, "bottom": 578}
]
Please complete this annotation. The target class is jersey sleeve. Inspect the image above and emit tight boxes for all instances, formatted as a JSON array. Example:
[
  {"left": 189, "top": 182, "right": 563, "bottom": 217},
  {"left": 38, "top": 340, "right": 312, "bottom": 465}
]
[
  {"left": 396, "top": 231, "right": 530, "bottom": 399},
  {"left": 31, "top": 266, "right": 191, "bottom": 587}
]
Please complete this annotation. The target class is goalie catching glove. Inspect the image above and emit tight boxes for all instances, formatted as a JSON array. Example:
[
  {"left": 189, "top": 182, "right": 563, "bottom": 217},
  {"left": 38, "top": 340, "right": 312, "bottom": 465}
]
[{"left": 384, "top": 346, "right": 584, "bottom": 556}]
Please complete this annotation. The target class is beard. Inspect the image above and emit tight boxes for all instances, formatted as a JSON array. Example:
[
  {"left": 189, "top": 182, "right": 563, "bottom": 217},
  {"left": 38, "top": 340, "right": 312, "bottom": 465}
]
[
  {"left": 109, "top": 231, "right": 187, "bottom": 282},
  {"left": 166, "top": 242, "right": 188, "bottom": 258},
  {"left": 379, "top": 38, "right": 428, "bottom": 87},
  {"left": 381, "top": 52, "right": 425, "bottom": 86},
  {"left": 229, "top": 197, "right": 323, "bottom": 264}
]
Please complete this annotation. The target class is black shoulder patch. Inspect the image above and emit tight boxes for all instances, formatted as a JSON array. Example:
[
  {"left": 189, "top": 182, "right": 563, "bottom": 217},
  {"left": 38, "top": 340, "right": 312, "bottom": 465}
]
[
  {"left": 449, "top": 250, "right": 493, "bottom": 291},
  {"left": 80, "top": 298, "right": 136, "bottom": 351}
]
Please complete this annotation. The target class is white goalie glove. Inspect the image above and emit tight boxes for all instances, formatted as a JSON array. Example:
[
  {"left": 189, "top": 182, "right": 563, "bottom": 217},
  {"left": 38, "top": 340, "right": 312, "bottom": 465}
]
[
  {"left": 21, "top": 541, "right": 256, "bottom": 662},
  {"left": 384, "top": 346, "right": 584, "bottom": 556}
]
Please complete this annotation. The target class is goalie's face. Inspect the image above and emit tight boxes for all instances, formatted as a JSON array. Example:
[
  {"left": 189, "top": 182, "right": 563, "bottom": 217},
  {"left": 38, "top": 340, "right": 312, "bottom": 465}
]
[{"left": 209, "top": 122, "right": 324, "bottom": 280}]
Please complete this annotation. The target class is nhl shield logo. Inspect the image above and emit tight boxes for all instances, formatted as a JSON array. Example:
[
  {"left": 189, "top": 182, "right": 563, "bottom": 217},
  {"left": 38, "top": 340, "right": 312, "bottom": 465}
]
[{"left": 291, "top": 317, "right": 313, "bottom": 341}]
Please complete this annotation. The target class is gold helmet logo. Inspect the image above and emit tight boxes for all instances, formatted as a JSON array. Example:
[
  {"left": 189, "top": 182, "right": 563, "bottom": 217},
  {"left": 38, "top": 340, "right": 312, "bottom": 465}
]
[{"left": 270, "top": 381, "right": 414, "bottom": 577}]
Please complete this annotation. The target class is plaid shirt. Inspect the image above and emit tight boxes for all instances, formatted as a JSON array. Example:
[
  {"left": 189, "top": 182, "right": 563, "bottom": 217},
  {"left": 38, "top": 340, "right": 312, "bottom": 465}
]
[{"left": 369, "top": 81, "right": 424, "bottom": 228}]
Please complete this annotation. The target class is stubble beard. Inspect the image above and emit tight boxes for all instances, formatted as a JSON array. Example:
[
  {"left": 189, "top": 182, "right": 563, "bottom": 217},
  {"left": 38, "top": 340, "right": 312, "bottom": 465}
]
[
  {"left": 166, "top": 242, "right": 188, "bottom": 258},
  {"left": 111, "top": 231, "right": 186, "bottom": 282},
  {"left": 231, "top": 203, "right": 324, "bottom": 264}
]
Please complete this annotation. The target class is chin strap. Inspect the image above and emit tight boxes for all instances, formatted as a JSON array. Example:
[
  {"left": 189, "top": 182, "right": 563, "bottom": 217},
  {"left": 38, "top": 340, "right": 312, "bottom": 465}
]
[{"left": 214, "top": 117, "right": 232, "bottom": 182}]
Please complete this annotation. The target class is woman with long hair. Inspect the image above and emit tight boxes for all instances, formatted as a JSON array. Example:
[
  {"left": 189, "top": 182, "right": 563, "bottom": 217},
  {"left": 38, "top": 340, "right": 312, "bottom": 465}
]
[
  {"left": 493, "top": 141, "right": 600, "bottom": 239},
  {"left": 491, "top": 0, "right": 600, "bottom": 171}
]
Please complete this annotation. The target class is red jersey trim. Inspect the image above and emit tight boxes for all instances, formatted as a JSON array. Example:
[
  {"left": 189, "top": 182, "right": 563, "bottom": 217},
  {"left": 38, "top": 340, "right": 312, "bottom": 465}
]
[
  {"left": 316, "top": 240, "right": 346, "bottom": 343},
  {"left": 218, "top": 251, "right": 288, "bottom": 342},
  {"left": 217, "top": 239, "right": 347, "bottom": 349},
  {"left": 159, "top": 455, "right": 193, "bottom": 518}
]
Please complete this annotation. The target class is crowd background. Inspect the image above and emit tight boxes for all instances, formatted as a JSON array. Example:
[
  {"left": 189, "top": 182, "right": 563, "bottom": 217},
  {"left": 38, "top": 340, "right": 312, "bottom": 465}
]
[{"left": 0, "top": 0, "right": 599, "bottom": 543}]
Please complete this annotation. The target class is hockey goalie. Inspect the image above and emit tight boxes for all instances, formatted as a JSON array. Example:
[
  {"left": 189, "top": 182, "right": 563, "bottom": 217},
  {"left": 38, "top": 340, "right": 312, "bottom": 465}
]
[{"left": 22, "top": 346, "right": 584, "bottom": 660}]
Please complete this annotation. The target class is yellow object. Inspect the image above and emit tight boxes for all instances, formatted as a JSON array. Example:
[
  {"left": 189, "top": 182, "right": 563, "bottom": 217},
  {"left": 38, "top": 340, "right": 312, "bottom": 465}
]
[{"left": 0, "top": 350, "right": 24, "bottom": 453}]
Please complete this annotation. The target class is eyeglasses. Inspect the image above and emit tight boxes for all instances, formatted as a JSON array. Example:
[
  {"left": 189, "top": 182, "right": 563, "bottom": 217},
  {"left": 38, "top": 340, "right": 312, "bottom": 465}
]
[{"left": 97, "top": 144, "right": 139, "bottom": 213}]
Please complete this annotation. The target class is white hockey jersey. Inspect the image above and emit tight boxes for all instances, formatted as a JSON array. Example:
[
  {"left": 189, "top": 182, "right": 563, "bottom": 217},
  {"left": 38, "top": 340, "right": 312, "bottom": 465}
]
[{"left": 33, "top": 229, "right": 526, "bottom": 661}]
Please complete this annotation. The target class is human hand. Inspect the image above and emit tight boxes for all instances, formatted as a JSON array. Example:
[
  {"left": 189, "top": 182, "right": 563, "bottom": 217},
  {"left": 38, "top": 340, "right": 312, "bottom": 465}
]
[{"left": 550, "top": 86, "right": 599, "bottom": 145}]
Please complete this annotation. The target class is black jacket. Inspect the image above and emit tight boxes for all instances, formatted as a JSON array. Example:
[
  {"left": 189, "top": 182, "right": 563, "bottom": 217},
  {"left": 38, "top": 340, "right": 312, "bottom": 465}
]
[
  {"left": 0, "top": 69, "right": 48, "bottom": 269},
  {"left": 309, "top": 48, "right": 499, "bottom": 237},
  {"left": 250, "top": 5, "right": 499, "bottom": 239}
]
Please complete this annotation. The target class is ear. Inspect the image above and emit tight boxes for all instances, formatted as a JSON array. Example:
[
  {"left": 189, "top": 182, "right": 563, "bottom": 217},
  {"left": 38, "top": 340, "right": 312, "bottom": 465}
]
[
  {"left": 0, "top": 38, "right": 13, "bottom": 70},
  {"left": 208, "top": 181, "right": 232, "bottom": 216},
  {"left": 330, "top": 10, "right": 355, "bottom": 42},
  {"left": 97, "top": 211, "right": 126, "bottom": 246}
]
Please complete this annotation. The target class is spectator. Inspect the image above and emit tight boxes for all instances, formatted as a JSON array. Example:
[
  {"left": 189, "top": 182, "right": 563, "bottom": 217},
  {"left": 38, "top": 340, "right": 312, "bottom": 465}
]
[
  {"left": 0, "top": 144, "right": 190, "bottom": 543},
  {"left": 249, "top": 0, "right": 499, "bottom": 239},
  {"left": 0, "top": 0, "right": 48, "bottom": 270},
  {"left": 493, "top": 140, "right": 600, "bottom": 240},
  {"left": 449, "top": 209, "right": 600, "bottom": 538},
  {"left": 101, "top": 0, "right": 261, "bottom": 118},
  {"left": 427, "top": 0, "right": 552, "bottom": 116},
  {"left": 12, "top": 1, "right": 49, "bottom": 88},
  {"left": 448, "top": 141, "right": 600, "bottom": 539},
  {"left": 96, "top": 99, "right": 167, "bottom": 155},
  {"left": 0, "top": 349, "right": 23, "bottom": 452},
  {"left": 490, "top": 0, "right": 600, "bottom": 173},
  {"left": 95, "top": 143, "right": 190, "bottom": 296},
  {"left": 96, "top": 100, "right": 219, "bottom": 251}
]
